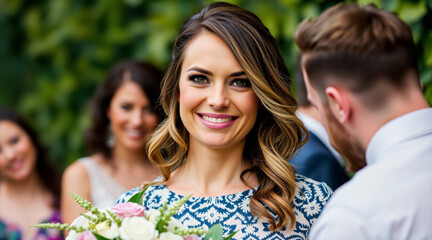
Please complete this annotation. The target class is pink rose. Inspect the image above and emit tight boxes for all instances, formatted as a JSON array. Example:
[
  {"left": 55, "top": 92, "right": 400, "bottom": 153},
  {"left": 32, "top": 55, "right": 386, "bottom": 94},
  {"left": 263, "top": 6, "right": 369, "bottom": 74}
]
[
  {"left": 184, "top": 235, "right": 200, "bottom": 240},
  {"left": 111, "top": 202, "right": 145, "bottom": 218},
  {"left": 77, "top": 231, "right": 97, "bottom": 240}
]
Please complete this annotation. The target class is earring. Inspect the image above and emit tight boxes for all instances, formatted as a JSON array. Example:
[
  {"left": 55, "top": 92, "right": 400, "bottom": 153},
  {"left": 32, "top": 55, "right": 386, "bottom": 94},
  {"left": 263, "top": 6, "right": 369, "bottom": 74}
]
[{"left": 106, "top": 124, "right": 115, "bottom": 147}]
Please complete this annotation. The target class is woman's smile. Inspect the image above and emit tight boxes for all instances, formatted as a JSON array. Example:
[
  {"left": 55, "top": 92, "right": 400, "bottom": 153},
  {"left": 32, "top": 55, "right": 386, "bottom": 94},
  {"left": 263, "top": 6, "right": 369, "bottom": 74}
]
[
  {"left": 124, "top": 129, "right": 145, "bottom": 139},
  {"left": 197, "top": 113, "right": 239, "bottom": 129},
  {"left": 8, "top": 158, "right": 25, "bottom": 172}
]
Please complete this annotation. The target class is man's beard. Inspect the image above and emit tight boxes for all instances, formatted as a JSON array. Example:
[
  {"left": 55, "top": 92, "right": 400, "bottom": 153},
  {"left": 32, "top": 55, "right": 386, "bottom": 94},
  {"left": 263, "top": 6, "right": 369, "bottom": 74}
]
[{"left": 325, "top": 107, "right": 366, "bottom": 173}]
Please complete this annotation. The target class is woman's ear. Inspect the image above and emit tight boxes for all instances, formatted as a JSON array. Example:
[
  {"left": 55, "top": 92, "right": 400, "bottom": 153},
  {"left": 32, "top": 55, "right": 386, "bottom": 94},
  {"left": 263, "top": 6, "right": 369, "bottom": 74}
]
[{"left": 325, "top": 87, "right": 351, "bottom": 124}]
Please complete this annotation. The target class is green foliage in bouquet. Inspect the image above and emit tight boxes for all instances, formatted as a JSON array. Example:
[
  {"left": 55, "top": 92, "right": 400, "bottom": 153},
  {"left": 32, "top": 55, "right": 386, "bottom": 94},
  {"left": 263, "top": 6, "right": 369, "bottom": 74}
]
[{"left": 34, "top": 187, "right": 236, "bottom": 240}]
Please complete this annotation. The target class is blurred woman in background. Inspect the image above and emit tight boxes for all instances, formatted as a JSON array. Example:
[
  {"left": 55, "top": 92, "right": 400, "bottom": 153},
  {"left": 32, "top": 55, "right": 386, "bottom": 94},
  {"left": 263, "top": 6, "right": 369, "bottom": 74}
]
[
  {"left": 0, "top": 106, "right": 63, "bottom": 239},
  {"left": 61, "top": 61, "right": 163, "bottom": 224}
]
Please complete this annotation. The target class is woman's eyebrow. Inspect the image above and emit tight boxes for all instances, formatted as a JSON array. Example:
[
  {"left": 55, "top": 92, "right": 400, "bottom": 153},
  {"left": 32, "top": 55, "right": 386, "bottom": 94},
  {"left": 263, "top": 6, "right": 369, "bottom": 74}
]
[
  {"left": 187, "top": 67, "right": 246, "bottom": 78},
  {"left": 229, "top": 71, "right": 246, "bottom": 77},
  {"left": 187, "top": 67, "right": 212, "bottom": 75}
]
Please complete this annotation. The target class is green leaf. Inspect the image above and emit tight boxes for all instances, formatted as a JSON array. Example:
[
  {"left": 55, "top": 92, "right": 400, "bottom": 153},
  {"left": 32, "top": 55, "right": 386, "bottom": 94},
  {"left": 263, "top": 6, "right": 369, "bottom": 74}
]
[
  {"left": 156, "top": 220, "right": 165, "bottom": 233},
  {"left": 424, "top": 31, "right": 432, "bottom": 67},
  {"left": 424, "top": 84, "right": 432, "bottom": 107},
  {"left": 127, "top": 186, "right": 148, "bottom": 205},
  {"left": 397, "top": 0, "right": 427, "bottom": 24},
  {"left": 223, "top": 231, "right": 238, "bottom": 240},
  {"left": 124, "top": 0, "right": 143, "bottom": 7},
  {"left": 204, "top": 224, "right": 224, "bottom": 240},
  {"left": 89, "top": 222, "right": 96, "bottom": 230},
  {"left": 357, "top": 0, "right": 381, "bottom": 8},
  {"left": 426, "top": 0, "right": 432, "bottom": 9},
  {"left": 381, "top": 0, "right": 399, "bottom": 11},
  {"left": 421, "top": 68, "right": 432, "bottom": 85},
  {"left": 93, "top": 233, "right": 111, "bottom": 240}
]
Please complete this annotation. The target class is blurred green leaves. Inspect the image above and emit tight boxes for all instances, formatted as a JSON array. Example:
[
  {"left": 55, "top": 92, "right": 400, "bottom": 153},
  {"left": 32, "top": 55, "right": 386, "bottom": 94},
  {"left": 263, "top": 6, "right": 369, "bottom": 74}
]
[{"left": 0, "top": 0, "right": 431, "bottom": 169}]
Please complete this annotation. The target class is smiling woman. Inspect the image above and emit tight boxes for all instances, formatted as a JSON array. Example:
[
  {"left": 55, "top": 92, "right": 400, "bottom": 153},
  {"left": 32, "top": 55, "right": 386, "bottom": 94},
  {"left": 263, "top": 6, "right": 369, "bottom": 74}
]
[
  {"left": 114, "top": 2, "right": 333, "bottom": 239},
  {"left": 0, "top": 106, "right": 63, "bottom": 239},
  {"left": 61, "top": 61, "right": 164, "bottom": 225}
]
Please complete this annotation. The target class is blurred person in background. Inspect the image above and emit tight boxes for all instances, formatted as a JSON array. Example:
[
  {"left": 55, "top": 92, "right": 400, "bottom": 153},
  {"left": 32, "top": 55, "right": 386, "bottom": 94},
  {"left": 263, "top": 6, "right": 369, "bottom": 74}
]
[
  {"left": 290, "top": 54, "right": 351, "bottom": 191},
  {"left": 0, "top": 106, "right": 64, "bottom": 239},
  {"left": 295, "top": 3, "right": 432, "bottom": 239},
  {"left": 61, "top": 61, "right": 163, "bottom": 224}
]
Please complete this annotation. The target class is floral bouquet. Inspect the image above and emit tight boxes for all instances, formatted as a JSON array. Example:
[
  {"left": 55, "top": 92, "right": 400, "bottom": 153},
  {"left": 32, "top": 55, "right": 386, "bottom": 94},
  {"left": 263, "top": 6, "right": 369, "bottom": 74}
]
[{"left": 35, "top": 188, "right": 236, "bottom": 240}]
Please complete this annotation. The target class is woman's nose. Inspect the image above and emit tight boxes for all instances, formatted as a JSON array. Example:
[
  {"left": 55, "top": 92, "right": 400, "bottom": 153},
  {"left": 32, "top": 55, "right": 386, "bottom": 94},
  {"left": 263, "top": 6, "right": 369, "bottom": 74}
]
[
  {"left": 130, "top": 110, "right": 144, "bottom": 126},
  {"left": 207, "top": 85, "right": 229, "bottom": 109}
]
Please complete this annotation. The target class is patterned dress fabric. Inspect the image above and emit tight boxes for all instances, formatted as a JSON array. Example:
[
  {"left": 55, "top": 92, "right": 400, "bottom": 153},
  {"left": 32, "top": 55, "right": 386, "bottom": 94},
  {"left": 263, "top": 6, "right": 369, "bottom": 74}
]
[
  {"left": 0, "top": 210, "right": 64, "bottom": 240},
  {"left": 115, "top": 174, "right": 332, "bottom": 240}
]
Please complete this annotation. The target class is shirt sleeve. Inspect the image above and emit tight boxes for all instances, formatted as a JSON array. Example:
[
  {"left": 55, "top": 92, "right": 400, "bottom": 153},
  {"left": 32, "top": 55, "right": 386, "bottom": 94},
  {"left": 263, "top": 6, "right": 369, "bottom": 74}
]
[{"left": 308, "top": 206, "right": 373, "bottom": 240}]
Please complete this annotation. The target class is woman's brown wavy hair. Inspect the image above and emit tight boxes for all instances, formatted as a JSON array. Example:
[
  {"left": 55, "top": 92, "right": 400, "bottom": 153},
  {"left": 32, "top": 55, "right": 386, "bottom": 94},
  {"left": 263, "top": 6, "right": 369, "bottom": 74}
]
[{"left": 146, "top": 2, "right": 307, "bottom": 230}]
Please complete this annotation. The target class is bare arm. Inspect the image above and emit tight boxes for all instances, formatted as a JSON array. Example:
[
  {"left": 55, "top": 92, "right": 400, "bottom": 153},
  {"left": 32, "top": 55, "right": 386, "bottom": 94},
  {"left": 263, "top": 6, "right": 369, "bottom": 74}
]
[{"left": 61, "top": 161, "right": 91, "bottom": 225}]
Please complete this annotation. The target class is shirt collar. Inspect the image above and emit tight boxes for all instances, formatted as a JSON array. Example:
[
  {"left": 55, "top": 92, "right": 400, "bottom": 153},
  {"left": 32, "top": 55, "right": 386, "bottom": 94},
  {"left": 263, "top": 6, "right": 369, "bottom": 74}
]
[{"left": 366, "top": 108, "right": 432, "bottom": 165}]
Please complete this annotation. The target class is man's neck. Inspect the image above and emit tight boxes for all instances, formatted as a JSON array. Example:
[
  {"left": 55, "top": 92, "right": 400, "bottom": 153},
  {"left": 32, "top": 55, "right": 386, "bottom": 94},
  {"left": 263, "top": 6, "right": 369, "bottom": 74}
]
[
  {"left": 358, "top": 83, "right": 429, "bottom": 151},
  {"left": 298, "top": 105, "right": 320, "bottom": 121}
]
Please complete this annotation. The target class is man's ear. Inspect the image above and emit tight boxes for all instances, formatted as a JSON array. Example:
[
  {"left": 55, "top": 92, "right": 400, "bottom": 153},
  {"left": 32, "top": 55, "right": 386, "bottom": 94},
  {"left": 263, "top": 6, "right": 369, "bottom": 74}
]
[{"left": 325, "top": 87, "right": 351, "bottom": 124}]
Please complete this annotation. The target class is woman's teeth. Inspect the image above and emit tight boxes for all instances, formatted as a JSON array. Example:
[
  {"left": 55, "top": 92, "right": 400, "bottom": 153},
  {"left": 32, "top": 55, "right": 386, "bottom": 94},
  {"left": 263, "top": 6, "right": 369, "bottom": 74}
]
[{"left": 202, "top": 116, "right": 232, "bottom": 123}]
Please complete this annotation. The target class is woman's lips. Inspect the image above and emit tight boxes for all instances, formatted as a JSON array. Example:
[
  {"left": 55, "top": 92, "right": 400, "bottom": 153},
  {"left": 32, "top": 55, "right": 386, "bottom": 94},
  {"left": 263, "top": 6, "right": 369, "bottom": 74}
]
[
  {"left": 9, "top": 158, "right": 25, "bottom": 172},
  {"left": 197, "top": 113, "right": 238, "bottom": 129},
  {"left": 125, "top": 129, "right": 144, "bottom": 139}
]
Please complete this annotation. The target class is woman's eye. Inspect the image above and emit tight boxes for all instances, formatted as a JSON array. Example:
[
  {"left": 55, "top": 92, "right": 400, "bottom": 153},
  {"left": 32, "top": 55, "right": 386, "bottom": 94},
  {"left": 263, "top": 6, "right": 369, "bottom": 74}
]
[
  {"left": 142, "top": 106, "right": 155, "bottom": 115},
  {"left": 121, "top": 104, "right": 133, "bottom": 111},
  {"left": 189, "top": 75, "right": 208, "bottom": 85},
  {"left": 231, "top": 79, "right": 251, "bottom": 88},
  {"left": 9, "top": 136, "right": 20, "bottom": 145}
]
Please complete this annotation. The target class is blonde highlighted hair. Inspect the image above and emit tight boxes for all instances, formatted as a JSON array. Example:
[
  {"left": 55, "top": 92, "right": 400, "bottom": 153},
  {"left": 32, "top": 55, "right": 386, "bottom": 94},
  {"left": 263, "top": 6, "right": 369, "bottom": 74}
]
[{"left": 147, "top": 2, "right": 307, "bottom": 230}]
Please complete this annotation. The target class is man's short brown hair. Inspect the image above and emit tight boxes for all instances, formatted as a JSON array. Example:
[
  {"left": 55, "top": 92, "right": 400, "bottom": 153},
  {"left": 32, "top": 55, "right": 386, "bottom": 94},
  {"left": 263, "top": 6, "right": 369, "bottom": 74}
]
[{"left": 295, "top": 3, "right": 419, "bottom": 108}]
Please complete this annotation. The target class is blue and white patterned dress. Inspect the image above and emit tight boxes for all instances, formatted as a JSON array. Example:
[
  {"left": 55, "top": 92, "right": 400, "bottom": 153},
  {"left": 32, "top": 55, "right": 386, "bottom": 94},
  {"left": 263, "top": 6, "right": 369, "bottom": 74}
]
[{"left": 115, "top": 174, "right": 332, "bottom": 239}]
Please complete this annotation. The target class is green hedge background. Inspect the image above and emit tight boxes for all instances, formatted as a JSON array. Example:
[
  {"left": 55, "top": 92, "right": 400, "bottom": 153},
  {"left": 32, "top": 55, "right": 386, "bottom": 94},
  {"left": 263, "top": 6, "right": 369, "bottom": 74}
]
[{"left": 1, "top": 0, "right": 431, "bottom": 169}]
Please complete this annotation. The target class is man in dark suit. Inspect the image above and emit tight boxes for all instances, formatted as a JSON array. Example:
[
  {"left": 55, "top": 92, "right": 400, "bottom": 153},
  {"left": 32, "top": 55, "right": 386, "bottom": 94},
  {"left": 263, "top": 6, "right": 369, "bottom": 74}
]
[{"left": 290, "top": 54, "right": 350, "bottom": 191}]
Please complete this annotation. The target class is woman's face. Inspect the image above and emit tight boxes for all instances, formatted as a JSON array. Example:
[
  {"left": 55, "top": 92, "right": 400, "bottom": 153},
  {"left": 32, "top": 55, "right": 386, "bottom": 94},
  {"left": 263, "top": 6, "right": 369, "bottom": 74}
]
[
  {"left": 178, "top": 31, "right": 259, "bottom": 150},
  {"left": 0, "top": 120, "right": 37, "bottom": 182},
  {"left": 107, "top": 80, "right": 159, "bottom": 151}
]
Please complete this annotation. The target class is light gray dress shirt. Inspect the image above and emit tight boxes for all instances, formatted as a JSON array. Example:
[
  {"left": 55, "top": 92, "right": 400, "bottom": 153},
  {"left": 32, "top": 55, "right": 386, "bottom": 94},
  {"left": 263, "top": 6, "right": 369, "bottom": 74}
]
[{"left": 309, "top": 108, "right": 432, "bottom": 240}]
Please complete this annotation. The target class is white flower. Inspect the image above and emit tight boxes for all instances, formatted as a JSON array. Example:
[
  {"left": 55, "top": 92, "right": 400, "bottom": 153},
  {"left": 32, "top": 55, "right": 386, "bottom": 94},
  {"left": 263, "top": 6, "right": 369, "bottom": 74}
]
[
  {"left": 159, "top": 232, "right": 183, "bottom": 240},
  {"left": 65, "top": 230, "right": 81, "bottom": 240},
  {"left": 146, "top": 209, "right": 161, "bottom": 225},
  {"left": 95, "top": 221, "right": 120, "bottom": 239},
  {"left": 66, "top": 215, "right": 90, "bottom": 240},
  {"left": 120, "top": 216, "right": 158, "bottom": 240},
  {"left": 166, "top": 218, "right": 187, "bottom": 233}
]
